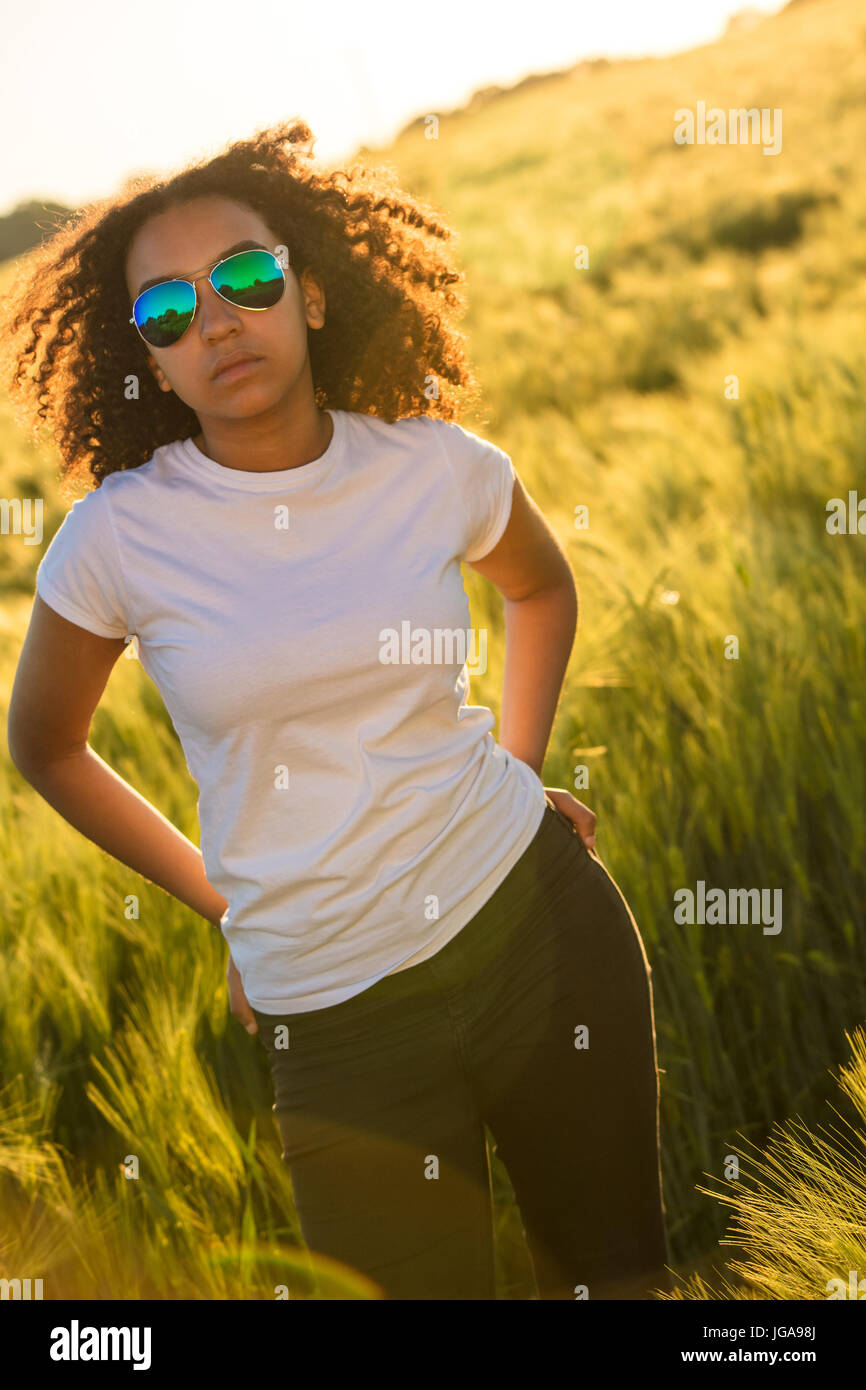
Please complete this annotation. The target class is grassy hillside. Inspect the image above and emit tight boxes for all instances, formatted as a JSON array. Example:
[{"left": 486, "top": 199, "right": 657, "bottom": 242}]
[{"left": 1, "top": 0, "right": 864, "bottom": 1296}]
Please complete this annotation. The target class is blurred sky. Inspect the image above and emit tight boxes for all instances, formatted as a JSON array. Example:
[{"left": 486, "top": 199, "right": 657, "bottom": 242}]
[{"left": 1, "top": 0, "right": 785, "bottom": 213}]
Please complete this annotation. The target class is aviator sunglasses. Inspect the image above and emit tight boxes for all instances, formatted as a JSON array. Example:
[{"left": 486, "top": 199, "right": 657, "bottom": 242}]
[{"left": 129, "top": 247, "right": 287, "bottom": 349}]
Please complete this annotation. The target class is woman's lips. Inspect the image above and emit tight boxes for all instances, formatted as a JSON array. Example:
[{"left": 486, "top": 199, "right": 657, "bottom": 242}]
[{"left": 213, "top": 357, "right": 263, "bottom": 383}]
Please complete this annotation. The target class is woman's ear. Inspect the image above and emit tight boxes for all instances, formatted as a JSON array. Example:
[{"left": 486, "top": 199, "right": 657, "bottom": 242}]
[
  {"left": 300, "top": 269, "right": 326, "bottom": 330},
  {"left": 146, "top": 354, "right": 173, "bottom": 392}
]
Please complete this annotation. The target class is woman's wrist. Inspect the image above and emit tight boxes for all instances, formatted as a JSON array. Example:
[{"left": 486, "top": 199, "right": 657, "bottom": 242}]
[{"left": 201, "top": 889, "right": 228, "bottom": 929}]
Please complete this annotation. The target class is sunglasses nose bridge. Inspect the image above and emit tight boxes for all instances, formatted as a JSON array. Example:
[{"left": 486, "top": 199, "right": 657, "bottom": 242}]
[{"left": 189, "top": 263, "right": 222, "bottom": 289}]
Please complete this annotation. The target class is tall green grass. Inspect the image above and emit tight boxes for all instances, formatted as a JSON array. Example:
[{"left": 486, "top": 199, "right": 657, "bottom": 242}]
[{"left": 662, "top": 1027, "right": 866, "bottom": 1300}]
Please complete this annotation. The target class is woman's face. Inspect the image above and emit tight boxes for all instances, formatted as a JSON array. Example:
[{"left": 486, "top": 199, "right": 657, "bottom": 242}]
[{"left": 124, "top": 196, "right": 324, "bottom": 420}]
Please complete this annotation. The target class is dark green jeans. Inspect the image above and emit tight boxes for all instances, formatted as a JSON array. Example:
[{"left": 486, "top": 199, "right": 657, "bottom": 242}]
[{"left": 252, "top": 797, "right": 671, "bottom": 1300}]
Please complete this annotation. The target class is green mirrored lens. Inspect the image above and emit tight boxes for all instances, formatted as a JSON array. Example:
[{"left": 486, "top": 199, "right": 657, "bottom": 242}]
[
  {"left": 133, "top": 281, "right": 195, "bottom": 347},
  {"left": 213, "top": 250, "right": 284, "bottom": 308}
]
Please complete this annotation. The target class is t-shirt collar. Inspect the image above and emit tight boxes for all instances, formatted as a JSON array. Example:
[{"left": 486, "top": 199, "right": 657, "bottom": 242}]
[{"left": 177, "top": 409, "right": 345, "bottom": 491}]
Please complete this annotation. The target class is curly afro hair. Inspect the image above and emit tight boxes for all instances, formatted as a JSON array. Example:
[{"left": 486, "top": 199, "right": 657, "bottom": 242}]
[{"left": 0, "top": 118, "right": 483, "bottom": 493}]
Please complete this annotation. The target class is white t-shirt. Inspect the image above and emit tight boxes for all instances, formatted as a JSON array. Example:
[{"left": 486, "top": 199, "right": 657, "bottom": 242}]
[{"left": 35, "top": 408, "right": 546, "bottom": 1012}]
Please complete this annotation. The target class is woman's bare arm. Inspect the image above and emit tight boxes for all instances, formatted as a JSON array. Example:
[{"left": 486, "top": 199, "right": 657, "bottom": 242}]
[
  {"left": 7, "top": 594, "right": 228, "bottom": 927},
  {"left": 469, "top": 476, "right": 578, "bottom": 777}
]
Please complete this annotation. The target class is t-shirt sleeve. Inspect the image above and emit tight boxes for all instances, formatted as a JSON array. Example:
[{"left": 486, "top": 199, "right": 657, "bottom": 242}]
[
  {"left": 435, "top": 419, "right": 516, "bottom": 563},
  {"left": 35, "top": 485, "right": 132, "bottom": 639}
]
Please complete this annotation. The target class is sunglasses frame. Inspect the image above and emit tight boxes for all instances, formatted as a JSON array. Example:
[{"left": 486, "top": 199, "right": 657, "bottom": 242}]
[{"left": 128, "top": 246, "right": 287, "bottom": 348}]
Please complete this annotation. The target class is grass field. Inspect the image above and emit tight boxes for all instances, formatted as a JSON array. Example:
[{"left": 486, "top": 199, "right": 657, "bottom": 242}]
[{"left": 1, "top": 0, "right": 865, "bottom": 1297}]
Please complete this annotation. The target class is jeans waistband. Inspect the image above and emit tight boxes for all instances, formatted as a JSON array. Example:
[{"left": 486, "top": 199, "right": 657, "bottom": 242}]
[{"left": 252, "top": 800, "right": 591, "bottom": 1034}]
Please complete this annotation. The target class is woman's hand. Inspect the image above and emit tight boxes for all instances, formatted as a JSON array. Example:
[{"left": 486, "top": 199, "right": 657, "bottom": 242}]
[
  {"left": 227, "top": 953, "right": 258, "bottom": 1034},
  {"left": 544, "top": 787, "right": 597, "bottom": 850}
]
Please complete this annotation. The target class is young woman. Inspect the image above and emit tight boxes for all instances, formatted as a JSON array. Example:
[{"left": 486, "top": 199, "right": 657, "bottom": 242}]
[{"left": 3, "top": 121, "right": 671, "bottom": 1301}]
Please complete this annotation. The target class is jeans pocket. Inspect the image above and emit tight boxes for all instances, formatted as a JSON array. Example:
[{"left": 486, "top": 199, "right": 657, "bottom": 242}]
[
  {"left": 543, "top": 798, "right": 595, "bottom": 883},
  {"left": 253, "top": 1011, "right": 296, "bottom": 1058},
  {"left": 544, "top": 795, "right": 585, "bottom": 842}
]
